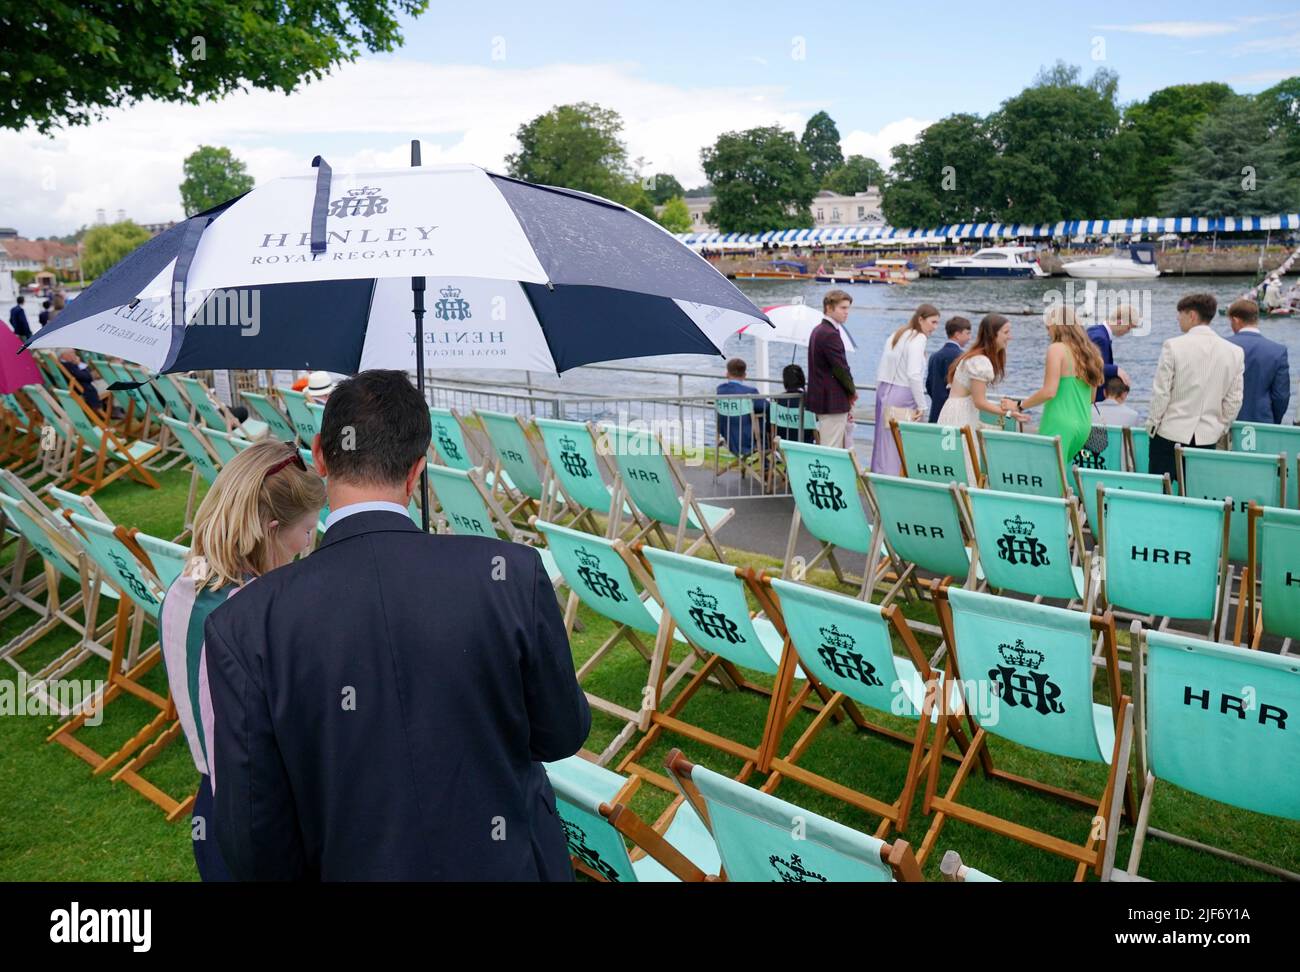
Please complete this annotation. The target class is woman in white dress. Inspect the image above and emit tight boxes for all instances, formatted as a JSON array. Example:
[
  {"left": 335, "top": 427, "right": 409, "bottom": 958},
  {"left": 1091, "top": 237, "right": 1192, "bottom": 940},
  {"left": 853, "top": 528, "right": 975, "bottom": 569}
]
[{"left": 936, "top": 313, "right": 1019, "bottom": 481}]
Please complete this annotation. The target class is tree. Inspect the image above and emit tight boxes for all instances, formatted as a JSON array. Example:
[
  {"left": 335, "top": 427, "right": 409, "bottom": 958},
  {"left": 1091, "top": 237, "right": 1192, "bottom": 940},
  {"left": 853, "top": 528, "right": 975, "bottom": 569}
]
[
  {"left": 180, "top": 146, "right": 256, "bottom": 216},
  {"left": 800, "top": 111, "right": 844, "bottom": 183},
  {"left": 1256, "top": 77, "right": 1300, "bottom": 168},
  {"left": 647, "top": 173, "right": 685, "bottom": 205},
  {"left": 3, "top": 1, "right": 427, "bottom": 133},
  {"left": 81, "top": 221, "right": 151, "bottom": 279},
  {"left": 1119, "top": 82, "right": 1237, "bottom": 212},
  {"left": 505, "top": 102, "right": 655, "bottom": 213},
  {"left": 657, "top": 196, "right": 693, "bottom": 233},
  {"left": 881, "top": 114, "right": 999, "bottom": 226},
  {"left": 988, "top": 71, "right": 1124, "bottom": 222},
  {"left": 824, "top": 154, "right": 884, "bottom": 194},
  {"left": 701, "top": 126, "right": 818, "bottom": 233},
  {"left": 1160, "top": 98, "right": 1300, "bottom": 216}
]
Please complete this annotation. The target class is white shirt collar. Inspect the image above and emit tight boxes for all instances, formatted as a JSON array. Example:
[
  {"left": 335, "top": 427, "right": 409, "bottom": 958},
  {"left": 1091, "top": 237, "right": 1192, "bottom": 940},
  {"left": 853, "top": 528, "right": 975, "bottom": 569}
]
[
  {"left": 323, "top": 500, "right": 410, "bottom": 532},
  {"left": 1237, "top": 325, "right": 1261, "bottom": 335}
]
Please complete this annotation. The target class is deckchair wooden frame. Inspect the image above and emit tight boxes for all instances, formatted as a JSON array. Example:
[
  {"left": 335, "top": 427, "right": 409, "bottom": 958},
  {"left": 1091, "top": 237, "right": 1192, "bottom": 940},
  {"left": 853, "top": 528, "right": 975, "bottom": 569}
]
[
  {"left": 597, "top": 424, "right": 734, "bottom": 561},
  {"left": 1109, "top": 621, "right": 1298, "bottom": 882},
  {"left": 616, "top": 545, "right": 831, "bottom": 791},
  {"left": 53, "top": 387, "right": 161, "bottom": 494},
  {"left": 747, "top": 570, "right": 975, "bottom": 836},
  {"left": 712, "top": 395, "right": 769, "bottom": 491},
  {"left": 918, "top": 580, "right": 1136, "bottom": 881},
  {"left": 470, "top": 409, "right": 552, "bottom": 524},
  {"left": 18, "top": 384, "right": 85, "bottom": 486},
  {"left": 1238, "top": 501, "right": 1299, "bottom": 654},
  {"left": 891, "top": 419, "right": 984, "bottom": 488},
  {"left": 665, "top": 749, "right": 925, "bottom": 882},
  {"left": 532, "top": 419, "right": 637, "bottom": 538},
  {"left": 46, "top": 517, "right": 172, "bottom": 781},
  {"left": 976, "top": 427, "right": 1070, "bottom": 499}
]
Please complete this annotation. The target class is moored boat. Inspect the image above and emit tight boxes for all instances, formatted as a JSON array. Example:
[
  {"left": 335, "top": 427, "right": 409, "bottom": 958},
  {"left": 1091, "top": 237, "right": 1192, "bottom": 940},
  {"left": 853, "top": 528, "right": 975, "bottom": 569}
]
[
  {"left": 1062, "top": 243, "right": 1161, "bottom": 280},
  {"left": 931, "top": 246, "right": 1047, "bottom": 279}
]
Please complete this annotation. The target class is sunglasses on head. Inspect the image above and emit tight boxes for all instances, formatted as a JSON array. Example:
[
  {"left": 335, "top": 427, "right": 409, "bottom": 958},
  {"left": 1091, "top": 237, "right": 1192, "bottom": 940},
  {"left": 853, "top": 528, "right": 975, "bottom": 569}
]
[{"left": 265, "top": 449, "right": 308, "bottom": 479}]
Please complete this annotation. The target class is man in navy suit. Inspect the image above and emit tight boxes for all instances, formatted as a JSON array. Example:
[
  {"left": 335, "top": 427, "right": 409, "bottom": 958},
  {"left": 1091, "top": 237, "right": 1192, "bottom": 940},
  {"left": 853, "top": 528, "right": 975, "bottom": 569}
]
[
  {"left": 1086, "top": 305, "right": 1137, "bottom": 402},
  {"left": 7, "top": 296, "right": 30, "bottom": 340},
  {"left": 925, "top": 316, "right": 971, "bottom": 422},
  {"left": 206, "top": 370, "right": 590, "bottom": 881},
  {"left": 1227, "top": 298, "right": 1290, "bottom": 424}
]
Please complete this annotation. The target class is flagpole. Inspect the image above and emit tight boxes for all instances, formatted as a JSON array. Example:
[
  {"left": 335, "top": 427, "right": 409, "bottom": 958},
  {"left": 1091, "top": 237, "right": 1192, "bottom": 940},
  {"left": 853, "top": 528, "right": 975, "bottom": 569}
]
[{"left": 411, "top": 138, "right": 431, "bottom": 532}]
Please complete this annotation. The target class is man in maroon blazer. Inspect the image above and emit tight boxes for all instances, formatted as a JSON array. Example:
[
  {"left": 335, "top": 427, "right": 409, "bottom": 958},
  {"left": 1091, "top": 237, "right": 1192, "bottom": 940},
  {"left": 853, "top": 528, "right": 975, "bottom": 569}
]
[{"left": 806, "top": 289, "right": 857, "bottom": 448}]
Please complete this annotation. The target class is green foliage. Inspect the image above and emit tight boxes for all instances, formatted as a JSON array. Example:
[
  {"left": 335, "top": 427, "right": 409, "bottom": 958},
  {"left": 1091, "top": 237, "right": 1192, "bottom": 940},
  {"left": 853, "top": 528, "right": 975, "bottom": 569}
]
[
  {"left": 3, "top": 1, "right": 428, "bottom": 133},
  {"left": 1160, "top": 98, "right": 1300, "bottom": 216},
  {"left": 801, "top": 110, "right": 844, "bottom": 182},
  {"left": 701, "top": 126, "right": 818, "bottom": 233},
  {"left": 656, "top": 195, "right": 692, "bottom": 233},
  {"left": 81, "top": 221, "right": 151, "bottom": 279},
  {"left": 12, "top": 270, "right": 35, "bottom": 287},
  {"left": 882, "top": 114, "right": 999, "bottom": 226},
  {"left": 1119, "top": 83, "right": 1238, "bottom": 213},
  {"left": 180, "top": 145, "right": 256, "bottom": 216},
  {"left": 1257, "top": 77, "right": 1300, "bottom": 168},
  {"left": 823, "top": 154, "right": 883, "bottom": 195},
  {"left": 647, "top": 173, "right": 685, "bottom": 205}
]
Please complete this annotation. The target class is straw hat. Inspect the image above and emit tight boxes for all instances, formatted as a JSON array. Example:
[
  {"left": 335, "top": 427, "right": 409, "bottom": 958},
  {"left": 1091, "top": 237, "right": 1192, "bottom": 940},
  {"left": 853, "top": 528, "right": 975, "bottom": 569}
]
[{"left": 306, "top": 371, "right": 338, "bottom": 399}]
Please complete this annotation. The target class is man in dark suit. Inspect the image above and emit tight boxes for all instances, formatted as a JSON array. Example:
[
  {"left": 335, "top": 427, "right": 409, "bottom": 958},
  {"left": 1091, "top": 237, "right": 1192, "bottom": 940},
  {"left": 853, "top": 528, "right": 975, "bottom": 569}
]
[
  {"left": 206, "top": 370, "right": 590, "bottom": 881},
  {"left": 1226, "top": 298, "right": 1290, "bottom": 424},
  {"left": 806, "top": 289, "right": 856, "bottom": 448},
  {"left": 925, "top": 316, "right": 971, "bottom": 422},
  {"left": 8, "top": 296, "right": 31, "bottom": 340},
  {"left": 1086, "top": 305, "right": 1137, "bottom": 402}
]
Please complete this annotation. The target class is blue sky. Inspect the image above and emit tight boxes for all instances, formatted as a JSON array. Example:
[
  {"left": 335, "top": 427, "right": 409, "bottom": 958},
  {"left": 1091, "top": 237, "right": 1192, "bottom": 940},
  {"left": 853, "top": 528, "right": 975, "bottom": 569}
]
[{"left": 3, "top": 2, "right": 1298, "bottom": 235}]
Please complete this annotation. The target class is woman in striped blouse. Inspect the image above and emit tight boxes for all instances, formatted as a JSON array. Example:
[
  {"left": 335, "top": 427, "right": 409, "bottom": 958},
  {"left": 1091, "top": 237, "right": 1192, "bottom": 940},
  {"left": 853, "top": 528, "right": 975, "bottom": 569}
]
[{"left": 160, "top": 440, "right": 326, "bottom": 881}]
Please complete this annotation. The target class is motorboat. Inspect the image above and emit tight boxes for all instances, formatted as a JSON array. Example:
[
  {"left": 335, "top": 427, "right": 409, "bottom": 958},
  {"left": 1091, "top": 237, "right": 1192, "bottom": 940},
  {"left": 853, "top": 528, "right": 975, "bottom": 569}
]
[
  {"left": 732, "top": 259, "right": 812, "bottom": 280},
  {"left": 931, "top": 246, "right": 1047, "bottom": 279},
  {"left": 1062, "top": 243, "right": 1161, "bottom": 280}
]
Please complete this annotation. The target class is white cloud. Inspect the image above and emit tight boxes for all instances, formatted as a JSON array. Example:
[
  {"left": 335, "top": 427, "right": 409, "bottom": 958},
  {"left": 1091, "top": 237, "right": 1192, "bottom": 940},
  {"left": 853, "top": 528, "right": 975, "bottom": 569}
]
[
  {"left": 1233, "top": 31, "right": 1300, "bottom": 55},
  {"left": 1, "top": 58, "right": 828, "bottom": 236},
  {"left": 840, "top": 118, "right": 932, "bottom": 169},
  {"left": 1095, "top": 21, "right": 1242, "bottom": 39},
  {"left": 1227, "top": 68, "right": 1300, "bottom": 86}
]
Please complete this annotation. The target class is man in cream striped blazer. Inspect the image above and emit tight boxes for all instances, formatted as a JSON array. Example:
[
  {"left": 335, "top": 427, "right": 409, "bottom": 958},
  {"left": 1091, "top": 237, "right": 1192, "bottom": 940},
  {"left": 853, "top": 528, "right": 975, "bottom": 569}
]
[{"left": 1147, "top": 292, "right": 1244, "bottom": 484}]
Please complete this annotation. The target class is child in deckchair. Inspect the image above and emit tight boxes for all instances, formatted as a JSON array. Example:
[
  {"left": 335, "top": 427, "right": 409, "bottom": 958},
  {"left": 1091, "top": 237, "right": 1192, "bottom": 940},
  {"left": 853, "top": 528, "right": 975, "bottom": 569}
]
[{"left": 159, "top": 440, "right": 325, "bottom": 880}]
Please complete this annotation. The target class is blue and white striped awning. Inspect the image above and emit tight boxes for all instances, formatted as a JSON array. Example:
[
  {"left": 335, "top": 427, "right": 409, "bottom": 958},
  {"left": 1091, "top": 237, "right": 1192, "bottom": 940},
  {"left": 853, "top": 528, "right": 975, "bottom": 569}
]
[{"left": 678, "top": 213, "right": 1300, "bottom": 247}]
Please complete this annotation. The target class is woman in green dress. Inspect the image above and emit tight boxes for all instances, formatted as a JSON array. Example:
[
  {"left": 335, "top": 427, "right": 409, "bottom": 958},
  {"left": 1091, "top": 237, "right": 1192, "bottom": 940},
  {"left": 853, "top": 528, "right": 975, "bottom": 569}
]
[{"left": 1010, "top": 305, "right": 1104, "bottom": 460}]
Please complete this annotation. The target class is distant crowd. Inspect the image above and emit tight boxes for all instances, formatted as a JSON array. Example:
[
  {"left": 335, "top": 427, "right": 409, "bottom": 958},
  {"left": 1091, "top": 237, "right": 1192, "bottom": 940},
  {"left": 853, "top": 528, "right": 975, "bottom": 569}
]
[{"left": 717, "top": 288, "right": 1289, "bottom": 486}]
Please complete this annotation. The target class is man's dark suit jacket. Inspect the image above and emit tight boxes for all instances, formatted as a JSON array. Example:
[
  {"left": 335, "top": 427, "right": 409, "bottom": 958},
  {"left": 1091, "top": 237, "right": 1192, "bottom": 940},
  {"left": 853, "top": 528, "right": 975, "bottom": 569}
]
[
  {"left": 925, "top": 340, "right": 962, "bottom": 422},
  {"left": 1087, "top": 324, "right": 1118, "bottom": 402},
  {"left": 1228, "top": 329, "right": 1290, "bottom": 424},
  {"left": 8, "top": 305, "right": 30, "bottom": 340},
  {"left": 205, "top": 510, "right": 591, "bottom": 881},
  {"left": 806, "top": 318, "right": 854, "bottom": 416}
]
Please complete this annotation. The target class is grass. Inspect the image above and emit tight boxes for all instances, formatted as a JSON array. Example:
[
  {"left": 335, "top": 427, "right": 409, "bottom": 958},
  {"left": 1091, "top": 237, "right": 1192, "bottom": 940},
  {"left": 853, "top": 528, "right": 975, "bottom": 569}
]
[{"left": 0, "top": 461, "right": 1297, "bottom": 882}]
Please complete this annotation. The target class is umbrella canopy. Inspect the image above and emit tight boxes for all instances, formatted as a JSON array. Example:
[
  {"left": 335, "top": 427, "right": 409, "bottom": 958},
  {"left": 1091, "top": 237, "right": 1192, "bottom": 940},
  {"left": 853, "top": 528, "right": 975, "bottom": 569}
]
[
  {"left": 0, "top": 326, "right": 41, "bottom": 392},
  {"left": 28, "top": 162, "right": 768, "bottom": 375},
  {"left": 739, "top": 303, "right": 856, "bottom": 352}
]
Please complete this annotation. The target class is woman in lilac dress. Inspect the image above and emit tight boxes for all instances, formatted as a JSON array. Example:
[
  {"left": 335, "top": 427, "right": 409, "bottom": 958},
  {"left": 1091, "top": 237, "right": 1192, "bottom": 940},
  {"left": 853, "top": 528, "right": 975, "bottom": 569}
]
[{"left": 870, "top": 303, "right": 941, "bottom": 474}]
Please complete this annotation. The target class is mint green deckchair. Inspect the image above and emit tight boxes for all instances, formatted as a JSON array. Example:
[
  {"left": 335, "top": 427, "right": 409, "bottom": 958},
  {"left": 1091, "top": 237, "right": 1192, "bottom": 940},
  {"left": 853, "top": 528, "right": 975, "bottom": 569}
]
[
  {"left": 428, "top": 406, "right": 479, "bottom": 470},
  {"left": 1178, "top": 445, "right": 1285, "bottom": 562},
  {"left": 474, "top": 409, "right": 548, "bottom": 519},
  {"left": 965, "top": 487, "right": 1093, "bottom": 608},
  {"left": 240, "top": 391, "right": 299, "bottom": 443},
  {"left": 778, "top": 438, "right": 888, "bottom": 596},
  {"left": 1231, "top": 420, "right": 1300, "bottom": 508},
  {"left": 51, "top": 387, "right": 161, "bottom": 493},
  {"left": 0, "top": 492, "right": 115, "bottom": 715},
  {"left": 892, "top": 420, "right": 981, "bottom": 487},
  {"left": 535, "top": 518, "right": 693, "bottom": 766},
  {"left": 618, "top": 545, "right": 811, "bottom": 782},
  {"left": 1243, "top": 503, "right": 1300, "bottom": 654},
  {"left": 976, "top": 428, "right": 1069, "bottom": 498},
  {"left": 713, "top": 394, "right": 768, "bottom": 488},
  {"left": 206, "top": 428, "right": 254, "bottom": 465},
  {"left": 1098, "top": 489, "right": 1231, "bottom": 640},
  {"left": 279, "top": 388, "right": 320, "bottom": 444},
  {"left": 21, "top": 383, "right": 80, "bottom": 483},
  {"left": 533, "top": 417, "right": 636, "bottom": 536},
  {"left": 923, "top": 585, "right": 1133, "bottom": 880},
  {"left": 666, "top": 750, "right": 924, "bottom": 882},
  {"left": 600, "top": 424, "right": 733, "bottom": 559},
  {"left": 940, "top": 850, "right": 1000, "bottom": 882},
  {"left": 543, "top": 755, "right": 719, "bottom": 882},
  {"left": 149, "top": 374, "right": 194, "bottom": 424},
  {"left": 757, "top": 576, "right": 969, "bottom": 835},
  {"left": 177, "top": 376, "right": 268, "bottom": 440},
  {"left": 1111, "top": 626, "right": 1300, "bottom": 881},
  {"left": 1126, "top": 426, "right": 1151, "bottom": 474},
  {"left": 1073, "top": 467, "right": 1170, "bottom": 535},
  {"left": 863, "top": 473, "right": 981, "bottom": 596},
  {"left": 160, "top": 417, "right": 221, "bottom": 541}
]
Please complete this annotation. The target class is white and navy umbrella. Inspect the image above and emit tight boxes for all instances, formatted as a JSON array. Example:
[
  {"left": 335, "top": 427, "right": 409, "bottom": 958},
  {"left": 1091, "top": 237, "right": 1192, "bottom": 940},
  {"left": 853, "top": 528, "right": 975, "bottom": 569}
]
[
  {"left": 741, "top": 303, "right": 857, "bottom": 351},
  {"left": 28, "top": 159, "right": 769, "bottom": 375}
]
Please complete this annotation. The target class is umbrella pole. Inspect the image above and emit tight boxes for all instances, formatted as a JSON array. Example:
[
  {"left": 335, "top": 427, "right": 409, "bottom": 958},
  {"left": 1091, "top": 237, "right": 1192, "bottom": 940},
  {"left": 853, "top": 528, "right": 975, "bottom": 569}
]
[{"left": 412, "top": 138, "right": 431, "bottom": 533}]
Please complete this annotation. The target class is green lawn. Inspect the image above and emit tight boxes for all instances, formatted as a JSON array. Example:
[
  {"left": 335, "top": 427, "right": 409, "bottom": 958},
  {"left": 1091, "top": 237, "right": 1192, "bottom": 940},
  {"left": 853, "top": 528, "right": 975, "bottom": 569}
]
[{"left": 0, "top": 463, "right": 1296, "bottom": 882}]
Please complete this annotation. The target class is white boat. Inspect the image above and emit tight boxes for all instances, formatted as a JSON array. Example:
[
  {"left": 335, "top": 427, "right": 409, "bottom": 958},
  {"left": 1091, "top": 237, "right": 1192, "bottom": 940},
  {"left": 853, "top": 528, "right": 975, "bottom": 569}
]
[
  {"left": 931, "top": 246, "right": 1047, "bottom": 279},
  {"left": 1062, "top": 243, "right": 1161, "bottom": 280}
]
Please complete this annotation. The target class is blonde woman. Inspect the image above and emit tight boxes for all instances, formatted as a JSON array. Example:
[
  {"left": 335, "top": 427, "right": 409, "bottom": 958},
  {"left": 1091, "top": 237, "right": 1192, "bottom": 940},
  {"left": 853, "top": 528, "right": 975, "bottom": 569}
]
[
  {"left": 159, "top": 440, "right": 325, "bottom": 881},
  {"left": 1012, "top": 305, "right": 1105, "bottom": 460}
]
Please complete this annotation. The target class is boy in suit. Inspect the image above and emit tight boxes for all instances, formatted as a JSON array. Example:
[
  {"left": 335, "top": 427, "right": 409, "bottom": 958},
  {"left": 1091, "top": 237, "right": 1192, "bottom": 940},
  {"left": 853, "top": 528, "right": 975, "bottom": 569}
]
[
  {"left": 806, "top": 290, "right": 856, "bottom": 448},
  {"left": 1226, "top": 298, "right": 1290, "bottom": 424},
  {"left": 925, "top": 316, "right": 971, "bottom": 422}
]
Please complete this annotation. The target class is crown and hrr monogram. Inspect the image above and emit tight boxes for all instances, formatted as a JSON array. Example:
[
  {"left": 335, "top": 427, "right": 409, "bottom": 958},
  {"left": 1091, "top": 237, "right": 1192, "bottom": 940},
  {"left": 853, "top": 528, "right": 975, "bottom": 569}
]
[
  {"left": 997, "top": 639, "right": 1044, "bottom": 670},
  {"left": 687, "top": 587, "right": 718, "bottom": 611},
  {"left": 819, "top": 623, "right": 855, "bottom": 651},
  {"left": 575, "top": 547, "right": 601, "bottom": 570},
  {"left": 1002, "top": 515, "right": 1034, "bottom": 536},
  {"left": 808, "top": 459, "right": 831, "bottom": 480}
]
